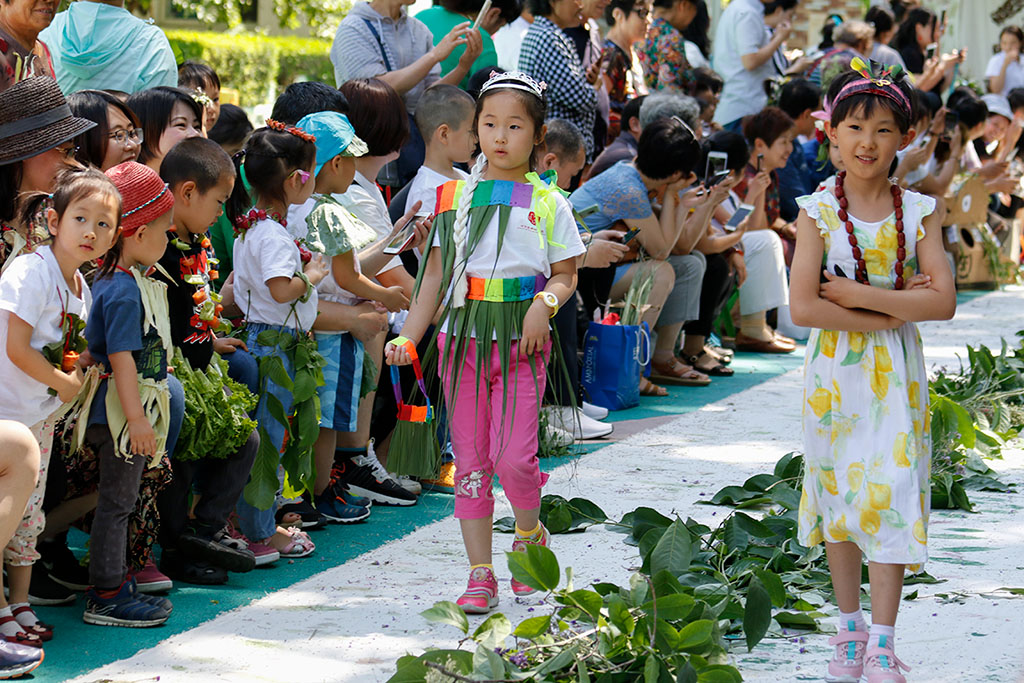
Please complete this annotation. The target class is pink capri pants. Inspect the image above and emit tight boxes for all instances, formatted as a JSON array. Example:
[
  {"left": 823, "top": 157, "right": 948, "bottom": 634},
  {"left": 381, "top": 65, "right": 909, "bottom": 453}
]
[{"left": 438, "top": 333, "right": 550, "bottom": 519}]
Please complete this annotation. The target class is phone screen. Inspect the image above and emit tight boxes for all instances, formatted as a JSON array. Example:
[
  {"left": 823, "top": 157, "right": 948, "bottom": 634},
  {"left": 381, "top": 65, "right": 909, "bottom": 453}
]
[
  {"left": 724, "top": 204, "right": 753, "bottom": 232},
  {"left": 705, "top": 152, "right": 728, "bottom": 187},
  {"left": 756, "top": 153, "right": 764, "bottom": 173},
  {"left": 926, "top": 43, "right": 937, "bottom": 60},
  {"left": 383, "top": 225, "right": 417, "bottom": 254},
  {"left": 622, "top": 228, "right": 641, "bottom": 244}
]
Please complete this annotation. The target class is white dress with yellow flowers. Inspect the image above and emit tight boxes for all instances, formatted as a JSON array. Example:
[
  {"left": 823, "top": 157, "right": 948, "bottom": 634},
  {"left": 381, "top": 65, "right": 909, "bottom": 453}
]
[{"left": 795, "top": 186, "right": 933, "bottom": 569}]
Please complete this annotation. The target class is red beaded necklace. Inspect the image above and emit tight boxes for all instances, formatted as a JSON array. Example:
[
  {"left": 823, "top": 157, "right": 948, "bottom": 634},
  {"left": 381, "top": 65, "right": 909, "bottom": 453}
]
[{"left": 833, "top": 171, "right": 906, "bottom": 290}]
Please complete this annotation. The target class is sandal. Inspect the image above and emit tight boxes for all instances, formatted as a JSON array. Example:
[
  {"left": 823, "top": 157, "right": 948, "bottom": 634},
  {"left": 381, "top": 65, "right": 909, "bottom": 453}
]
[
  {"left": 0, "top": 616, "right": 42, "bottom": 648},
  {"left": 705, "top": 344, "right": 733, "bottom": 364},
  {"left": 650, "top": 358, "right": 711, "bottom": 386},
  {"left": 686, "top": 352, "right": 734, "bottom": 377},
  {"left": 270, "top": 528, "right": 315, "bottom": 559},
  {"left": 639, "top": 377, "right": 668, "bottom": 397},
  {"left": 10, "top": 605, "right": 52, "bottom": 642}
]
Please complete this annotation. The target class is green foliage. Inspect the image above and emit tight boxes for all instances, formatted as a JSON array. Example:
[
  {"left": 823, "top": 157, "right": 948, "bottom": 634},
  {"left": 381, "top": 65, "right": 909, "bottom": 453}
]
[
  {"left": 173, "top": 349, "right": 257, "bottom": 462},
  {"left": 165, "top": 30, "right": 334, "bottom": 107},
  {"left": 168, "top": 0, "right": 351, "bottom": 39},
  {"left": 494, "top": 495, "right": 609, "bottom": 535},
  {"left": 242, "top": 325, "right": 326, "bottom": 508}
]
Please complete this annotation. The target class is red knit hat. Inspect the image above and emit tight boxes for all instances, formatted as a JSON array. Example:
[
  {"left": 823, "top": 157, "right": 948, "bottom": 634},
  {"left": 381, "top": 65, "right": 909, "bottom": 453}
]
[{"left": 105, "top": 161, "right": 174, "bottom": 236}]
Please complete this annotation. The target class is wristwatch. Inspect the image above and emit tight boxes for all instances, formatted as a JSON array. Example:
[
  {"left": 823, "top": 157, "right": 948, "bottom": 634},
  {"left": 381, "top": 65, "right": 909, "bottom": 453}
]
[{"left": 533, "top": 291, "right": 559, "bottom": 318}]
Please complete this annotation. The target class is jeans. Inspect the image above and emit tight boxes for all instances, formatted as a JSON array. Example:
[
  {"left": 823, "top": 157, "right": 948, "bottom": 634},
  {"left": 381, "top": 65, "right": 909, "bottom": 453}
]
[
  {"left": 235, "top": 322, "right": 295, "bottom": 541},
  {"left": 224, "top": 347, "right": 260, "bottom": 397}
]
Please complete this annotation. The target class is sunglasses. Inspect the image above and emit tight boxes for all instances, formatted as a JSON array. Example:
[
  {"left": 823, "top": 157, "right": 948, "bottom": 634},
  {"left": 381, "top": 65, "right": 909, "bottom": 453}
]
[{"left": 291, "top": 169, "right": 311, "bottom": 184}]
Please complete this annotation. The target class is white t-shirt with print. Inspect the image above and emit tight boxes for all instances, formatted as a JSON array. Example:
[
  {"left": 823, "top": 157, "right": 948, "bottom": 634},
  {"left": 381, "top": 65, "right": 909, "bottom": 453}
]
[
  {"left": 432, "top": 180, "right": 586, "bottom": 335},
  {"left": 0, "top": 246, "right": 91, "bottom": 426},
  {"left": 233, "top": 218, "right": 319, "bottom": 330}
]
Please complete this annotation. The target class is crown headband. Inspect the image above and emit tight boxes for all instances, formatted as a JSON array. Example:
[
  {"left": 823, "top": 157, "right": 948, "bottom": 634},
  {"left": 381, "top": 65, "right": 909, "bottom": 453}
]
[
  {"left": 265, "top": 118, "right": 316, "bottom": 143},
  {"left": 479, "top": 71, "right": 547, "bottom": 99},
  {"left": 832, "top": 58, "right": 912, "bottom": 118}
]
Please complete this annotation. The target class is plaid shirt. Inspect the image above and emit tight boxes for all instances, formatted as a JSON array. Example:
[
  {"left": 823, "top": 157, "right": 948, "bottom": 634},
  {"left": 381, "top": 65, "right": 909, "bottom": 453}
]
[{"left": 518, "top": 16, "right": 598, "bottom": 160}]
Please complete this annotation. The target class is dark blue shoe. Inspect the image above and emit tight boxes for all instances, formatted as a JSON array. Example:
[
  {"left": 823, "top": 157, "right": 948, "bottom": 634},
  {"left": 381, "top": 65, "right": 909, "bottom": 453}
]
[
  {"left": 315, "top": 489, "right": 371, "bottom": 524},
  {"left": 127, "top": 577, "right": 173, "bottom": 613},
  {"left": 83, "top": 581, "right": 169, "bottom": 628},
  {"left": 0, "top": 640, "right": 43, "bottom": 679}
]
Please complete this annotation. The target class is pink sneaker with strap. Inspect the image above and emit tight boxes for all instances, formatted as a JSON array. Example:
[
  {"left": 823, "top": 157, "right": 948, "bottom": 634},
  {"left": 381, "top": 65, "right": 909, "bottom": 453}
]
[
  {"left": 510, "top": 523, "right": 550, "bottom": 597},
  {"left": 862, "top": 636, "right": 910, "bottom": 683},
  {"left": 456, "top": 566, "right": 499, "bottom": 614},
  {"left": 825, "top": 623, "right": 869, "bottom": 682}
]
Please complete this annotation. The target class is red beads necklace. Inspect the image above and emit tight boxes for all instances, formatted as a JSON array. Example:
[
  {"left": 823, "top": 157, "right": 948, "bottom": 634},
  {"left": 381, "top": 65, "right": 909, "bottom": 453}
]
[{"left": 833, "top": 171, "right": 906, "bottom": 290}]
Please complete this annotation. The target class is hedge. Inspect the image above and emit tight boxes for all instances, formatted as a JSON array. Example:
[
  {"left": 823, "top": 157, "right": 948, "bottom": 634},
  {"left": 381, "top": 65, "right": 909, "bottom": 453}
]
[{"left": 165, "top": 30, "right": 333, "bottom": 106}]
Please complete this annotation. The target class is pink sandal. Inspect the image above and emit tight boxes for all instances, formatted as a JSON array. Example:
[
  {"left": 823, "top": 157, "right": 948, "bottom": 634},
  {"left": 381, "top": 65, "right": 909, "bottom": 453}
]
[
  {"left": 277, "top": 528, "right": 315, "bottom": 558},
  {"left": 11, "top": 606, "right": 52, "bottom": 642}
]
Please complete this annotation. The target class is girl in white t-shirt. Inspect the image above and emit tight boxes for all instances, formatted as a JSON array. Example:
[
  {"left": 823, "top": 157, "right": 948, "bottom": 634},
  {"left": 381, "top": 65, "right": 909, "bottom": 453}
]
[
  {"left": 387, "top": 72, "right": 586, "bottom": 614},
  {"left": 0, "top": 167, "right": 120, "bottom": 643},
  {"left": 986, "top": 26, "right": 1024, "bottom": 97},
  {"left": 227, "top": 122, "right": 328, "bottom": 557}
]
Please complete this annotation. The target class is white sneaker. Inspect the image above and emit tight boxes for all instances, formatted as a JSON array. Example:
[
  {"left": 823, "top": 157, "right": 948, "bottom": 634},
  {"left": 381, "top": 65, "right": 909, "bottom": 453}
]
[
  {"left": 391, "top": 474, "right": 422, "bottom": 495},
  {"left": 581, "top": 401, "right": 609, "bottom": 421},
  {"left": 541, "top": 423, "right": 574, "bottom": 448},
  {"left": 543, "top": 406, "right": 613, "bottom": 440}
]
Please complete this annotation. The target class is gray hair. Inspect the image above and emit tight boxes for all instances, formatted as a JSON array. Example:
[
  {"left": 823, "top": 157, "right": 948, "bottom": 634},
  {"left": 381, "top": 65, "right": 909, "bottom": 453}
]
[
  {"left": 834, "top": 20, "right": 875, "bottom": 49},
  {"left": 639, "top": 92, "right": 701, "bottom": 131}
]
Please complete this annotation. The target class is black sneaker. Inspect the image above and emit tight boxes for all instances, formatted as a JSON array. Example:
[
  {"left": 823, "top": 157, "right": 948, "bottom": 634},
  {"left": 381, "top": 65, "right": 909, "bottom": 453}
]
[
  {"left": 178, "top": 531, "right": 256, "bottom": 573},
  {"left": 38, "top": 538, "right": 90, "bottom": 591},
  {"left": 337, "top": 454, "right": 418, "bottom": 506},
  {"left": 159, "top": 549, "right": 228, "bottom": 586},
  {"left": 28, "top": 563, "right": 76, "bottom": 606},
  {"left": 275, "top": 497, "right": 326, "bottom": 530}
]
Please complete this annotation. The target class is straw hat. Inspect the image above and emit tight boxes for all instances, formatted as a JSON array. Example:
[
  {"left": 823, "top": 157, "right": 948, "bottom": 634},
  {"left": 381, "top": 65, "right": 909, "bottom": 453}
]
[
  {"left": 105, "top": 161, "right": 174, "bottom": 235},
  {"left": 0, "top": 76, "right": 96, "bottom": 166}
]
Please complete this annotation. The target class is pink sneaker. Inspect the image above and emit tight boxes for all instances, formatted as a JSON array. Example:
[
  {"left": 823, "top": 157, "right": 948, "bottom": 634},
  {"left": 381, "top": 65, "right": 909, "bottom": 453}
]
[
  {"left": 222, "top": 526, "right": 280, "bottom": 566},
  {"left": 863, "top": 640, "right": 910, "bottom": 683},
  {"left": 510, "top": 524, "right": 550, "bottom": 597},
  {"left": 130, "top": 559, "right": 173, "bottom": 593},
  {"left": 825, "top": 625, "right": 869, "bottom": 682},
  {"left": 456, "top": 566, "right": 498, "bottom": 614}
]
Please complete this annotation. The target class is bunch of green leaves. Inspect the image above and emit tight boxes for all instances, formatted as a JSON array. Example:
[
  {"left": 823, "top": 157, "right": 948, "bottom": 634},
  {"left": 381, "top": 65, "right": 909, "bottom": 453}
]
[
  {"left": 537, "top": 409, "right": 576, "bottom": 458},
  {"left": 393, "top": 544, "right": 743, "bottom": 682},
  {"left": 41, "top": 311, "right": 86, "bottom": 367},
  {"left": 494, "top": 495, "right": 608, "bottom": 535},
  {"left": 243, "top": 327, "right": 326, "bottom": 509},
  {"left": 619, "top": 263, "right": 656, "bottom": 327},
  {"left": 173, "top": 349, "right": 258, "bottom": 462}
]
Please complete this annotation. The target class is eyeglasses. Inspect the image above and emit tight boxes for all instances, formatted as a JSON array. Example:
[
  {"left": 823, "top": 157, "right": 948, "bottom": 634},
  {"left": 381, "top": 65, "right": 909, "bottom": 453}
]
[
  {"left": 54, "top": 144, "right": 79, "bottom": 160},
  {"left": 108, "top": 128, "right": 144, "bottom": 145},
  {"left": 292, "top": 169, "right": 311, "bottom": 184}
]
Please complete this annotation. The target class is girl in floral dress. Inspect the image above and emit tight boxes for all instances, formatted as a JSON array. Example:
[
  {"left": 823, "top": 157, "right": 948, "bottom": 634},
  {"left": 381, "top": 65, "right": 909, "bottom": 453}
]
[{"left": 790, "top": 61, "right": 956, "bottom": 683}]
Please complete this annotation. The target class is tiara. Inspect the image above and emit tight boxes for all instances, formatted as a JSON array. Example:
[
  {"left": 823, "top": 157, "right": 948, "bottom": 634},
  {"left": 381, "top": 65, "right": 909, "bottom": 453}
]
[
  {"left": 265, "top": 118, "right": 316, "bottom": 144},
  {"left": 479, "top": 71, "right": 547, "bottom": 99}
]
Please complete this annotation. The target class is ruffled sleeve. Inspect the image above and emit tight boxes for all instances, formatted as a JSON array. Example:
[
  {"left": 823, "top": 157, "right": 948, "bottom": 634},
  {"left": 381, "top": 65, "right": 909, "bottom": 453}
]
[
  {"left": 304, "top": 196, "right": 378, "bottom": 256},
  {"left": 903, "top": 190, "right": 936, "bottom": 240},
  {"left": 796, "top": 189, "right": 843, "bottom": 237}
]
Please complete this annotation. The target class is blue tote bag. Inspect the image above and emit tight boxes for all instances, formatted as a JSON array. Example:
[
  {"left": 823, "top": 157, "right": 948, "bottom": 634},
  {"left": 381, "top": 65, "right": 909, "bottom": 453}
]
[{"left": 581, "top": 321, "right": 651, "bottom": 411}]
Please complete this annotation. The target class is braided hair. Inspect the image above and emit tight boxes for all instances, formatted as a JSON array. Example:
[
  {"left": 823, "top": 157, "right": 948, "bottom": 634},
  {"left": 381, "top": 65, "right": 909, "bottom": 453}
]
[{"left": 450, "top": 153, "right": 488, "bottom": 308}]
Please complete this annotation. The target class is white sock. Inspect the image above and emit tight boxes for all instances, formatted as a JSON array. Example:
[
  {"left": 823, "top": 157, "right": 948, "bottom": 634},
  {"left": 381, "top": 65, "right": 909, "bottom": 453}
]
[
  {"left": 869, "top": 623, "right": 896, "bottom": 650},
  {"left": 0, "top": 606, "right": 22, "bottom": 637},
  {"left": 9, "top": 602, "right": 40, "bottom": 629},
  {"left": 839, "top": 608, "right": 868, "bottom": 632}
]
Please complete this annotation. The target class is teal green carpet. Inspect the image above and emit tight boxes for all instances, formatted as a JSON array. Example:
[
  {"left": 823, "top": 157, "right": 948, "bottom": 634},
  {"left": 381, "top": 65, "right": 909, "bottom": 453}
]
[{"left": 31, "top": 348, "right": 806, "bottom": 682}]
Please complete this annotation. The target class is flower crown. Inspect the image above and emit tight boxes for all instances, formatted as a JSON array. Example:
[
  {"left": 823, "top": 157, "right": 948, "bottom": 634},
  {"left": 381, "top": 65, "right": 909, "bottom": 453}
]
[
  {"left": 265, "top": 118, "right": 316, "bottom": 144},
  {"left": 190, "top": 88, "right": 214, "bottom": 110},
  {"left": 480, "top": 71, "right": 547, "bottom": 99}
]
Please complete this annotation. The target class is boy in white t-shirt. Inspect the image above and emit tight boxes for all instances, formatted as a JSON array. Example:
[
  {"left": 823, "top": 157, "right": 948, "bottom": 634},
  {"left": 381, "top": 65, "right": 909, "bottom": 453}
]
[{"left": 405, "top": 85, "right": 475, "bottom": 218}]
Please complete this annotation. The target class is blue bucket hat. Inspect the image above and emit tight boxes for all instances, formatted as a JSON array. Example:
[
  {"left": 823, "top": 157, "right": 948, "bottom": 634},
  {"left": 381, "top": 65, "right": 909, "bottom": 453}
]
[{"left": 296, "top": 111, "right": 369, "bottom": 176}]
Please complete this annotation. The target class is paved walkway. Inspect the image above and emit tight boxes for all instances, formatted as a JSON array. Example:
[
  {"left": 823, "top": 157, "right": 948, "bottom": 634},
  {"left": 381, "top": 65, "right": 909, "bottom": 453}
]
[{"left": 56, "top": 288, "right": 1024, "bottom": 682}]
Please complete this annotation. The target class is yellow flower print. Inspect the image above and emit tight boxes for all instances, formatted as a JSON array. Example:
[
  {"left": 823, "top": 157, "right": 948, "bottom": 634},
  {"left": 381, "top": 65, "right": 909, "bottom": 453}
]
[
  {"left": 808, "top": 387, "right": 833, "bottom": 418},
  {"left": 870, "top": 346, "right": 892, "bottom": 400},
  {"left": 893, "top": 432, "right": 910, "bottom": 468},
  {"left": 860, "top": 508, "right": 881, "bottom": 535},
  {"left": 867, "top": 482, "right": 892, "bottom": 510},
  {"left": 848, "top": 332, "right": 867, "bottom": 355},
  {"left": 908, "top": 381, "right": 920, "bottom": 410},
  {"left": 819, "top": 202, "right": 842, "bottom": 231},
  {"left": 830, "top": 415, "right": 854, "bottom": 444},
  {"left": 876, "top": 220, "right": 898, "bottom": 252},
  {"left": 820, "top": 467, "right": 839, "bottom": 495},
  {"left": 847, "top": 462, "right": 865, "bottom": 493},
  {"left": 912, "top": 518, "right": 927, "bottom": 544},
  {"left": 865, "top": 248, "right": 890, "bottom": 278},
  {"left": 821, "top": 329, "right": 839, "bottom": 358},
  {"left": 828, "top": 514, "right": 849, "bottom": 540},
  {"left": 912, "top": 419, "right": 923, "bottom": 442},
  {"left": 831, "top": 379, "right": 842, "bottom": 410}
]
